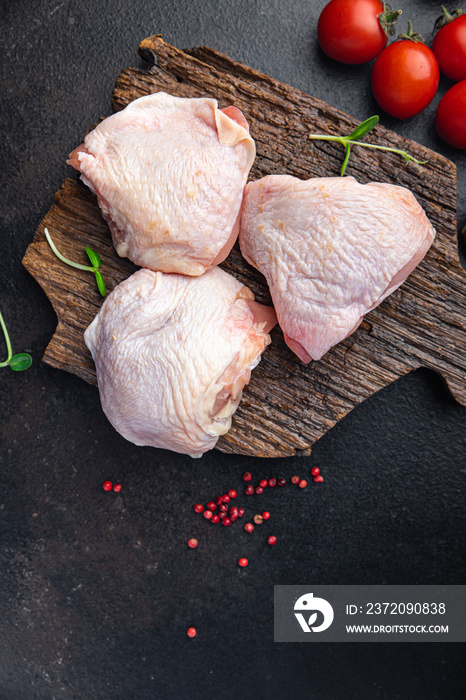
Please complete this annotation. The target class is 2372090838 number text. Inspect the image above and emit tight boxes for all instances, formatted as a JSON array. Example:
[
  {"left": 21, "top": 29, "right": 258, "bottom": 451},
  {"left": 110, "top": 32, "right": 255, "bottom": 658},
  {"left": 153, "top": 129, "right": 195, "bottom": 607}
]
[{"left": 362, "top": 602, "right": 446, "bottom": 615}]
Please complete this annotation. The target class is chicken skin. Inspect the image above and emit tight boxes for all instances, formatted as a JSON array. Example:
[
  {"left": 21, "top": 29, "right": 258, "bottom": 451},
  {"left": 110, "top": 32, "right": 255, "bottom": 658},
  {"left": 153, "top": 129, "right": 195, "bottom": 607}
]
[
  {"left": 239, "top": 175, "right": 435, "bottom": 362},
  {"left": 84, "top": 268, "right": 276, "bottom": 457},
  {"left": 69, "top": 92, "right": 255, "bottom": 275}
]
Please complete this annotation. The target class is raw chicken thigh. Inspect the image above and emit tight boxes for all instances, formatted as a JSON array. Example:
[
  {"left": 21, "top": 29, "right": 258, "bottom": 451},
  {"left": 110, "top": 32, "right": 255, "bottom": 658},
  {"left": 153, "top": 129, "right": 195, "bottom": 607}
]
[
  {"left": 68, "top": 92, "right": 255, "bottom": 276},
  {"left": 84, "top": 268, "right": 276, "bottom": 457},
  {"left": 239, "top": 175, "right": 435, "bottom": 362}
]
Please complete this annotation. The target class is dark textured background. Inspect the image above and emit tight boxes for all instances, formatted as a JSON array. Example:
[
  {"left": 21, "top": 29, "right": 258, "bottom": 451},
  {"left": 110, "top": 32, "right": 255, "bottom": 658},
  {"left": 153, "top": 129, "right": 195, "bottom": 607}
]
[{"left": 2, "top": 1, "right": 466, "bottom": 698}]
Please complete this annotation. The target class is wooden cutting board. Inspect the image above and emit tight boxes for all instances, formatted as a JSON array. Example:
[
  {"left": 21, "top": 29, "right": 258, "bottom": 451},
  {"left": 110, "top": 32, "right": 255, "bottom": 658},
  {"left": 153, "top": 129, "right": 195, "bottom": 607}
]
[{"left": 23, "top": 36, "right": 463, "bottom": 458}]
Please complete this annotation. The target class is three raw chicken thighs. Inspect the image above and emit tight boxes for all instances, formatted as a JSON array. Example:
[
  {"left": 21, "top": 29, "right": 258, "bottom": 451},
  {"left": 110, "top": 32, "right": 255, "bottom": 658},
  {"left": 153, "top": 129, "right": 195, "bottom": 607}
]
[{"left": 73, "top": 92, "right": 435, "bottom": 456}]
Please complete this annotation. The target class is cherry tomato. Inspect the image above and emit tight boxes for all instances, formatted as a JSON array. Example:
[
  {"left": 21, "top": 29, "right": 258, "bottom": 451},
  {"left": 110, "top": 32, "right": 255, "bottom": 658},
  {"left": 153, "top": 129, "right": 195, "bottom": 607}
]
[
  {"left": 371, "top": 39, "right": 440, "bottom": 119},
  {"left": 436, "top": 80, "right": 466, "bottom": 149},
  {"left": 432, "top": 13, "right": 466, "bottom": 82},
  {"left": 318, "top": 0, "right": 398, "bottom": 65}
]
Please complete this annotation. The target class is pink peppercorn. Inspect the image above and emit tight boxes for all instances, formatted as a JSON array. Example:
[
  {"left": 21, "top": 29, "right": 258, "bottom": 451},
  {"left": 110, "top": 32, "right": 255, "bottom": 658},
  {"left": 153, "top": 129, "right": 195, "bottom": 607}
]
[
  {"left": 222, "top": 494, "right": 231, "bottom": 504},
  {"left": 187, "top": 627, "right": 197, "bottom": 638},
  {"left": 238, "top": 508, "right": 245, "bottom": 518},
  {"left": 188, "top": 538, "right": 198, "bottom": 549},
  {"left": 219, "top": 504, "right": 228, "bottom": 512},
  {"left": 311, "top": 467, "right": 320, "bottom": 477},
  {"left": 243, "top": 472, "right": 252, "bottom": 482},
  {"left": 291, "top": 476, "right": 299, "bottom": 485},
  {"left": 277, "top": 478, "right": 286, "bottom": 487},
  {"left": 244, "top": 523, "right": 254, "bottom": 533},
  {"left": 211, "top": 514, "right": 220, "bottom": 523},
  {"left": 102, "top": 481, "right": 112, "bottom": 491},
  {"left": 268, "top": 478, "right": 277, "bottom": 488},
  {"left": 203, "top": 510, "right": 213, "bottom": 520},
  {"left": 262, "top": 511, "right": 271, "bottom": 520},
  {"left": 228, "top": 489, "right": 237, "bottom": 499},
  {"left": 223, "top": 518, "right": 232, "bottom": 527},
  {"left": 299, "top": 479, "right": 308, "bottom": 489},
  {"left": 207, "top": 502, "right": 217, "bottom": 511},
  {"left": 259, "top": 479, "right": 268, "bottom": 488},
  {"left": 267, "top": 535, "right": 277, "bottom": 546},
  {"left": 255, "top": 486, "right": 264, "bottom": 495},
  {"left": 238, "top": 558, "right": 248, "bottom": 567},
  {"left": 194, "top": 503, "right": 204, "bottom": 513},
  {"left": 219, "top": 512, "right": 227, "bottom": 520},
  {"left": 314, "top": 475, "right": 324, "bottom": 483},
  {"left": 245, "top": 485, "right": 254, "bottom": 496},
  {"left": 215, "top": 496, "right": 223, "bottom": 506},
  {"left": 113, "top": 483, "right": 122, "bottom": 493}
]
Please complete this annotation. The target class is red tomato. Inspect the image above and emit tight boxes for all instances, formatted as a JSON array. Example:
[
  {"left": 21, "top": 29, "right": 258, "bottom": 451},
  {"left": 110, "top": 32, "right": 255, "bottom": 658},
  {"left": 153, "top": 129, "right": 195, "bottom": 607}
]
[
  {"left": 432, "top": 15, "right": 466, "bottom": 82},
  {"left": 436, "top": 80, "right": 466, "bottom": 149},
  {"left": 371, "top": 40, "right": 440, "bottom": 119},
  {"left": 318, "top": 0, "right": 391, "bottom": 65}
]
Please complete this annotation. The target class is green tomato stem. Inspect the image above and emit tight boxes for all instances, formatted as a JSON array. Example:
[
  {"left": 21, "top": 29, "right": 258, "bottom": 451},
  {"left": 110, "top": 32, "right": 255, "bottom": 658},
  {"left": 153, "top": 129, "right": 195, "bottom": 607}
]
[
  {"left": 0, "top": 311, "right": 13, "bottom": 366},
  {"left": 398, "top": 19, "right": 424, "bottom": 43},
  {"left": 44, "top": 228, "right": 94, "bottom": 272}
]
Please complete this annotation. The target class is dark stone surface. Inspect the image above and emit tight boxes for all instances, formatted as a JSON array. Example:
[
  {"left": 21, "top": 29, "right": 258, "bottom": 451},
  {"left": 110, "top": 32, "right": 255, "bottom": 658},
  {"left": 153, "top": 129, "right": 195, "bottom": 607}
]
[{"left": 1, "top": 1, "right": 466, "bottom": 698}]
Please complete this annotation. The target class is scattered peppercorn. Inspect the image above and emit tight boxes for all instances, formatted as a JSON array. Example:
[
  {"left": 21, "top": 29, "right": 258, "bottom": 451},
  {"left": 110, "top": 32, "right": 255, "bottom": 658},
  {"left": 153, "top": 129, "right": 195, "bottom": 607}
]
[
  {"left": 267, "top": 535, "right": 277, "bottom": 546},
  {"left": 102, "top": 481, "right": 112, "bottom": 491},
  {"left": 299, "top": 479, "right": 308, "bottom": 489},
  {"left": 188, "top": 538, "right": 198, "bottom": 548},
  {"left": 262, "top": 511, "right": 271, "bottom": 520},
  {"left": 113, "top": 483, "right": 122, "bottom": 493},
  {"left": 268, "top": 478, "right": 277, "bottom": 488},
  {"left": 203, "top": 510, "right": 213, "bottom": 520},
  {"left": 194, "top": 503, "right": 204, "bottom": 513},
  {"left": 219, "top": 503, "right": 228, "bottom": 512},
  {"left": 211, "top": 514, "right": 220, "bottom": 523},
  {"left": 238, "top": 558, "right": 248, "bottom": 567},
  {"left": 245, "top": 485, "right": 254, "bottom": 495},
  {"left": 228, "top": 489, "right": 237, "bottom": 499},
  {"left": 187, "top": 627, "right": 197, "bottom": 638},
  {"left": 238, "top": 507, "right": 245, "bottom": 517},
  {"left": 311, "top": 467, "right": 320, "bottom": 477},
  {"left": 223, "top": 518, "right": 232, "bottom": 527},
  {"left": 207, "top": 501, "right": 217, "bottom": 511},
  {"left": 255, "top": 486, "right": 264, "bottom": 495},
  {"left": 243, "top": 472, "right": 252, "bottom": 481},
  {"left": 215, "top": 496, "right": 223, "bottom": 506},
  {"left": 259, "top": 479, "right": 268, "bottom": 488},
  {"left": 230, "top": 507, "right": 239, "bottom": 517},
  {"left": 291, "top": 476, "right": 299, "bottom": 485},
  {"left": 223, "top": 494, "right": 231, "bottom": 503},
  {"left": 254, "top": 514, "right": 264, "bottom": 525},
  {"left": 244, "top": 523, "right": 254, "bottom": 533},
  {"left": 314, "top": 475, "right": 324, "bottom": 483},
  {"left": 219, "top": 512, "right": 227, "bottom": 520},
  {"left": 277, "top": 477, "right": 286, "bottom": 487}
]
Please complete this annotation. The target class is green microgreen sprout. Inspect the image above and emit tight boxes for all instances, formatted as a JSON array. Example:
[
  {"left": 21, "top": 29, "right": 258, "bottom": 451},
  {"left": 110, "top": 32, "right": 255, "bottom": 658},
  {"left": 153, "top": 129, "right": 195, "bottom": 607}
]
[
  {"left": 308, "top": 115, "right": 428, "bottom": 176},
  {"left": 44, "top": 227, "right": 107, "bottom": 297},
  {"left": 0, "top": 311, "right": 32, "bottom": 372}
]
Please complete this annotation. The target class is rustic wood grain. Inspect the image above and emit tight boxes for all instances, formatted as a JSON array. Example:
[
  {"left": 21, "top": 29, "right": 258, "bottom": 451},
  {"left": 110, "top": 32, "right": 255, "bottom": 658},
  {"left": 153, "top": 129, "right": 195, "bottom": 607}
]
[{"left": 23, "top": 36, "right": 463, "bottom": 458}]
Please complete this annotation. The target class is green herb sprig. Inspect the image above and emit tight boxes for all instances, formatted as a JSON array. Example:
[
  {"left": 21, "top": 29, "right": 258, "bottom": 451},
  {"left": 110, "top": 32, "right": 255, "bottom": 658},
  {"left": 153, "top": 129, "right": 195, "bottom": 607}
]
[
  {"left": 0, "top": 312, "right": 32, "bottom": 371},
  {"left": 44, "top": 227, "right": 107, "bottom": 297},
  {"left": 309, "top": 116, "right": 428, "bottom": 176}
]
